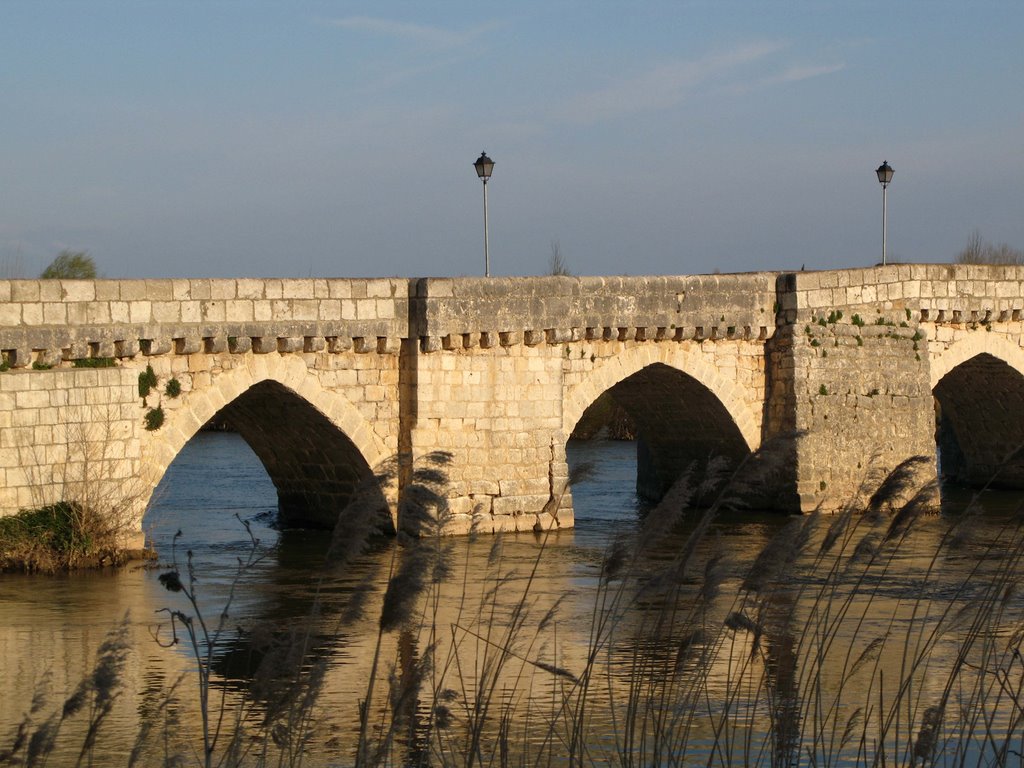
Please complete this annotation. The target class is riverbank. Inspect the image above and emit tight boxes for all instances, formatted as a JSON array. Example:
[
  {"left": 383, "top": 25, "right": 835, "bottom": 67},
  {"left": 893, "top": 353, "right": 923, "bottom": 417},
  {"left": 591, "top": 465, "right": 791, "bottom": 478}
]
[{"left": 0, "top": 501, "right": 154, "bottom": 573}]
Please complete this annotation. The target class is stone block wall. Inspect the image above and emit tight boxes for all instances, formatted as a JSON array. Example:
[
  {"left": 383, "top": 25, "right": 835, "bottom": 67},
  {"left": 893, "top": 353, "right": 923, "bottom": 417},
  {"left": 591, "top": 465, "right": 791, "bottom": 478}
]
[
  {"left": 6, "top": 266, "right": 1024, "bottom": 538},
  {"left": 407, "top": 340, "right": 568, "bottom": 534},
  {"left": 0, "top": 366, "right": 140, "bottom": 518},
  {"left": 409, "top": 274, "right": 778, "bottom": 530},
  {"left": 777, "top": 268, "right": 936, "bottom": 510},
  {"left": 0, "top": 279, "right": 408, "bottom": 535},
  {"left": 0, "top": 277, "right": 409, "bottom": 368},
  {"left": 774, "top": 263, "right": 1024, "bottom": 511},
  {"left": 778, "top": 263, "right": 1024, "bottom": 327},
  {"left": 412, "top": 274, "right": 778, "bottom": 344}
]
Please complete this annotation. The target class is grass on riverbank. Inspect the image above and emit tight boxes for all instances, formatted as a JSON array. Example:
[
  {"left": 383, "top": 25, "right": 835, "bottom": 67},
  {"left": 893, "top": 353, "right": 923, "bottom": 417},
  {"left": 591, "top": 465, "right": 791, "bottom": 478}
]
[
  {"left": 1, "top": 411, "right": 148, "bottom": 573},
  {"left": 0, "top": 501, "right": 133, "bottom": 572}
]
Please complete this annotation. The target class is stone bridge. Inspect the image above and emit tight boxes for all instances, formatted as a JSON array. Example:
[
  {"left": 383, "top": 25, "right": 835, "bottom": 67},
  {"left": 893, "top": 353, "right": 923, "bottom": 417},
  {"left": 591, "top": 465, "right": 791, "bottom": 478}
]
[{"left": 2, "top": 264, "right": 1024, "bottom": 543}]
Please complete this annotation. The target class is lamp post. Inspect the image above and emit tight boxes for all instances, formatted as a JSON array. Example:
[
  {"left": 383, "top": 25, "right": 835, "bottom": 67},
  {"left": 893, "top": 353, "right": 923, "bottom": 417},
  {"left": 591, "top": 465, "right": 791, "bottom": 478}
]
[
  {"left": 875, "top": 160, "right": 894, "bottom": 266},
  {"left": 473, "top": 151, "right": 495, "bottom": 276}
]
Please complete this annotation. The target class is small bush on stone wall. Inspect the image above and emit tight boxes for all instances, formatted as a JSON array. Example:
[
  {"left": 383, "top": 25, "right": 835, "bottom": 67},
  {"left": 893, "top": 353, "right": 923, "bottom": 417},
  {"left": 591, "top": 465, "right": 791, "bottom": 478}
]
[
  {"left": 165, "top": 378, "right": 181, "bottom": 398},
  {"left": 73, "top": 357, "right": 116, "bottom": 368},
  {"left": 138, "top": 365, "right": 157, "bottom": 398},
  {"left": 144, "top": 406, "right": 165, "bottom": 431}
]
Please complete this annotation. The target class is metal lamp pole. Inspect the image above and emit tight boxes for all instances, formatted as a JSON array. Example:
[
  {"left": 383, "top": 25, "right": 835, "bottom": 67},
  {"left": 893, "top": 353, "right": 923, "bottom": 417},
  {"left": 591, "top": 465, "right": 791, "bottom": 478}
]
[
  {"left": 474, "top": 151, "right": 495, "bottom": 276},
  {"left": 876, "top": 160, "right": 894, "bottom": 266}
]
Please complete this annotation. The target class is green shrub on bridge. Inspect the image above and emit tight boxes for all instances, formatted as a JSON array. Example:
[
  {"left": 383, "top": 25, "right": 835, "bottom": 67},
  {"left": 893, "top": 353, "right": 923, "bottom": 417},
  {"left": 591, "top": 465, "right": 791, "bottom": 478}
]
[
  {"left": 138, "top": 364, "right": 158, "bottom": 398},
  {"left": 144, "top": 405, "right": 165, "bottom": 431}
]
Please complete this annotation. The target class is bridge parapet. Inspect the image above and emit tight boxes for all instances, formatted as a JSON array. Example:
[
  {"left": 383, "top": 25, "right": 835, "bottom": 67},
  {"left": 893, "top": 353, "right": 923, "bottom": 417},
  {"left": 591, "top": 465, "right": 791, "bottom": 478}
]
[
  {"left": 0, "top": 278, "right": 409, "bottom": 368},
  {"left": 779, "top": 264, "right": 1024, "bottom": 326},
  {"left": 412, "top": 273, "right": 779, "bottom": 351}
]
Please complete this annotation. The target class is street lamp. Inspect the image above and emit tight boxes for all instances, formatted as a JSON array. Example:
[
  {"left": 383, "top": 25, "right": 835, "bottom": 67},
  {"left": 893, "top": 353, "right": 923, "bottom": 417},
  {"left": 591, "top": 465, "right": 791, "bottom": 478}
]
[
  {"left": 875, "top": 160, "right": 894, "bottom": 266},
  {"left": 473, "top": 151, "right": 495, "bottom": 276}
]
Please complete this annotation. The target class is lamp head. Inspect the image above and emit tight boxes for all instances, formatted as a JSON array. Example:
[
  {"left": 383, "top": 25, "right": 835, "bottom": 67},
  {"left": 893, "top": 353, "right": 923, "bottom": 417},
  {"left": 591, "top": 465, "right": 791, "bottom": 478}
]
[
  {"left": 876, "top": 160, "right": 894, "bottom": 187},
  {"left": 474, "top": 151, "right": 495, "bottom": 180}
]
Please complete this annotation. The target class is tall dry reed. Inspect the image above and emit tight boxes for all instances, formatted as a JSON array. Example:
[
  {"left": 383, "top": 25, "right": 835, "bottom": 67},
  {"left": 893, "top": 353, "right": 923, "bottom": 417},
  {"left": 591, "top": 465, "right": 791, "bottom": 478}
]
[{"left": 9, "top": 441, "right": 1024, "bottom": 767}]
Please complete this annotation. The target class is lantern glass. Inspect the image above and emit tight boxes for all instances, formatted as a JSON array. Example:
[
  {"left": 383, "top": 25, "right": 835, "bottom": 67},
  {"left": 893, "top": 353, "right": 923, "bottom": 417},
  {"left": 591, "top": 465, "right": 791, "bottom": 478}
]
[
  {"left": 876, "top": 161, "right": 894, "bottom": 186},
  {"left": 474, "top": 152, "right": 494, "bottom": 180}
]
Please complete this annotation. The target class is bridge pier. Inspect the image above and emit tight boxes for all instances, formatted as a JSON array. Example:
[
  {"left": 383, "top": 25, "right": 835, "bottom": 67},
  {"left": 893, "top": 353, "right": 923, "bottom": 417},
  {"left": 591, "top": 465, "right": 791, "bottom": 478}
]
[
  {"left": 401, "top": 322, "right": 574, "bottom": 535},
  {"left": 775, "top": 271, "right": 939, "bottom": 511}
]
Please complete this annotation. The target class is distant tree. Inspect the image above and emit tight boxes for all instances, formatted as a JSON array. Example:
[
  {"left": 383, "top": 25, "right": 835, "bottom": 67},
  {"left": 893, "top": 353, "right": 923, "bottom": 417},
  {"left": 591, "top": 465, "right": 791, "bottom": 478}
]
[
  {"left": 548, "top": 240, "right": 571, "bottom": 276},
  {"left": 40, "top": 250, "right": 97, "bottom": 279},
  {"left": 955, "top": 229, "right": 1024, "bottom": 265}
]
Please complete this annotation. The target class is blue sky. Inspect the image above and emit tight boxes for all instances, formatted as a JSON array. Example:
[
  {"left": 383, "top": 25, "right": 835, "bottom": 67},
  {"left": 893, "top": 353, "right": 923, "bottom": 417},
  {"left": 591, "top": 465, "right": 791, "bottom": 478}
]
[{"left": 1, "top": 1, "right": 1022, "bottom": 279}]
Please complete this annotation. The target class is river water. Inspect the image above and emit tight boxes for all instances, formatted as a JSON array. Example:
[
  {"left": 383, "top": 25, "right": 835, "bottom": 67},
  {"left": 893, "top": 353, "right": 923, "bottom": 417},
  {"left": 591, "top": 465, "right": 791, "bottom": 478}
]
[{"left": 2, "top": 432, "right": 1024, "bottom": 766}]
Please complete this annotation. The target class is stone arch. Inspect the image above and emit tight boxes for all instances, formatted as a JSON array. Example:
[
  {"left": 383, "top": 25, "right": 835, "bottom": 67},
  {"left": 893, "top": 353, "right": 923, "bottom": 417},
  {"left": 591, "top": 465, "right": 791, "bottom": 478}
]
[
  {"left": 141, "top": 354, "right": 392, "bottom": 529},
  {"left": 931, "top": 333, "right": 1024, "bottom": 488},
  {"left": 563, "top": 345, "right": 760, "bottom": 450},
  {"left": 563, "top": 345, "right": 761, "bottom": 502},
  {"left": 929, "top": 332, "right": 1024, "bottom": 390}
]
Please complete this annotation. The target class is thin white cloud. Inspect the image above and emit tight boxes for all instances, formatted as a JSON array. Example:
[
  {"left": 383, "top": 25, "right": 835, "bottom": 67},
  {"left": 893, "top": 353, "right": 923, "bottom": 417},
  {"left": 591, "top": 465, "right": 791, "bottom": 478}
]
[
  {"left": 559, "top": 41, "right": 787, "bottom": 124},
  {"left": 320, "top": 16, "right": 496, "bottom": 49},
  {"left": 757, "top": 63, "right": 846, "bottom": 87}
]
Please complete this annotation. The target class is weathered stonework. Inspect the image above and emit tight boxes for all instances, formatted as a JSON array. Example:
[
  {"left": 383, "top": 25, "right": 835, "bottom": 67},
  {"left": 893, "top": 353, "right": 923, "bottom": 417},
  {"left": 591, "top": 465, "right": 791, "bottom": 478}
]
[
  {"left": 0, "top": 279, "right": 407, "bottom": 544},
  {"left": 776, "top": 264, "right": 1024, "bottom": 509},
  {"left": 3, "top": 266, "right": 1024, "bottom": 541}
]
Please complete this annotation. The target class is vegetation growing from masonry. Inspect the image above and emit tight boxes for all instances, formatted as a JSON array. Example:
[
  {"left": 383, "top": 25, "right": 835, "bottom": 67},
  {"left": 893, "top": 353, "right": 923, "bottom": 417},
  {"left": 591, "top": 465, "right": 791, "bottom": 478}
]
[
  {"left": 138, "top": 365, "right": 158, "bottom": 398},
  {"left": 74, "top": 356, "right": 116, "bottom": 368},
  {"left": 136, "top": 364, "right": 167, "bottom": 429},
  {"left": 144, "top": 405, "right": 165, "bottom": 431}
]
